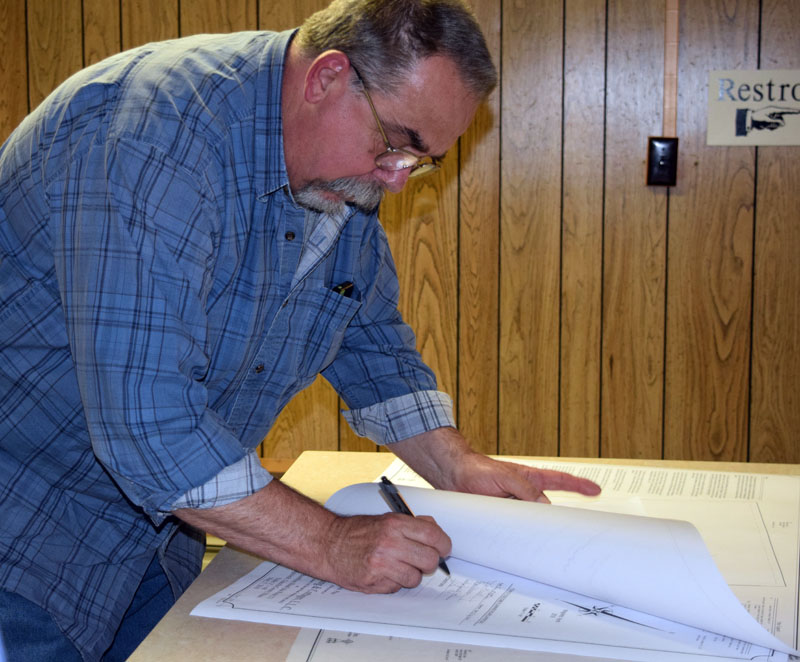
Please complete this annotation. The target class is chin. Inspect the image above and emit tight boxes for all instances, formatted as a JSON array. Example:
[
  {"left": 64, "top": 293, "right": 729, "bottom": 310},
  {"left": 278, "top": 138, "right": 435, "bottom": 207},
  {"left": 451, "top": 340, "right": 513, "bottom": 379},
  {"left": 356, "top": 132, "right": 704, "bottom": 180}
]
[{"left": 294, "top": 179, "right": 384, "bottom": 216}]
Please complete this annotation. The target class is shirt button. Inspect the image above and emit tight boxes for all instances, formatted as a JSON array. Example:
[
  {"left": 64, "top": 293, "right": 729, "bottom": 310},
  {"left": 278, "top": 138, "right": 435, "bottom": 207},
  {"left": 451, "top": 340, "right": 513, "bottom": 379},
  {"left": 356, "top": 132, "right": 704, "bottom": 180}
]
[
  {"left": 254, "top": 364, "right": 265, "bottom": 374},
  {"left": 285, "top": 231, "right": 295, "bottom": 241}
]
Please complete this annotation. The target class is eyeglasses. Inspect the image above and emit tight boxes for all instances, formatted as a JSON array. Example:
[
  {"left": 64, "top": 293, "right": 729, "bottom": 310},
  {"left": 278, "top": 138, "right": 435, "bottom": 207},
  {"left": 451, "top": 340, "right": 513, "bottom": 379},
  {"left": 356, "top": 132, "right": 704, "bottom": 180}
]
[{"left": 351, "top": 67, "right": 440, "bottom": 178}]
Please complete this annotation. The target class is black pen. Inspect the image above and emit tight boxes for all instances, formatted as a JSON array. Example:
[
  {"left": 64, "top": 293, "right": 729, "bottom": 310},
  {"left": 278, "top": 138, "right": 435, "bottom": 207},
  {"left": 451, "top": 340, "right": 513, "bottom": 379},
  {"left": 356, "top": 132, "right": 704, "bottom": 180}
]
[{"left": 379, "top": 476, "right": 451, "bottom": 576}]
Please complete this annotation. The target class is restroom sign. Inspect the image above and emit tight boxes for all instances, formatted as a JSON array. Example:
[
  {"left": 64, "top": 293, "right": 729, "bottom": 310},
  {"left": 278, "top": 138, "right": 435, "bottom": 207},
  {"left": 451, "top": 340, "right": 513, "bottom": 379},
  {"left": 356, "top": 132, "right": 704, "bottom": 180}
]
[{"left": 708, "top": 70, "right": 800, "bottom": 145}]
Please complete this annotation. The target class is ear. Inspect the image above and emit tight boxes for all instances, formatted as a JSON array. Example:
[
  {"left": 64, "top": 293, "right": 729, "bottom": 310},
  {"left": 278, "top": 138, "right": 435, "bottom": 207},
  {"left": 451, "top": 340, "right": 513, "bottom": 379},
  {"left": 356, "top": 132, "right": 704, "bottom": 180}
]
[{"left": 304, "top": 50, "right": 352, "bottom": 104}]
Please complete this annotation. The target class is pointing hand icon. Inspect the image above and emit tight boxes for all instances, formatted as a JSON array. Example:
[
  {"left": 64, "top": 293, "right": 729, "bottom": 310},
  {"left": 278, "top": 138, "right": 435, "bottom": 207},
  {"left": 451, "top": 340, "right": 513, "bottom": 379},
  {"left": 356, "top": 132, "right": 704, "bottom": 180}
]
[
  {"left": 750, "top": 106, "right": 800, "bottom": 131},
  {"left": 736, "top": 106, "right": 800, "bottom": 136}
]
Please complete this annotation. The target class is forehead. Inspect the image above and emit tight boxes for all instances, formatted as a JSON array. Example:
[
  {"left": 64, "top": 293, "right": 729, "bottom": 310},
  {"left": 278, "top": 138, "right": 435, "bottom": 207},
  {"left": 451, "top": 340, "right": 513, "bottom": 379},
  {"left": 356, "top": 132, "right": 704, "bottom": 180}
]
[{"left": 375, "top": 56, "right": 480, "bottom": 156}]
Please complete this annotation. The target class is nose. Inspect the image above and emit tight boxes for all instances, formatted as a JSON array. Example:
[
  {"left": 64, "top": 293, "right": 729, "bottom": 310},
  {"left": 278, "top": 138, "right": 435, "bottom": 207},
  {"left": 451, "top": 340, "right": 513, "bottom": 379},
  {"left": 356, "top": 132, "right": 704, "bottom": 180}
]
[{"left": 372, "top": 166, "right": 413, "bottom": 193}]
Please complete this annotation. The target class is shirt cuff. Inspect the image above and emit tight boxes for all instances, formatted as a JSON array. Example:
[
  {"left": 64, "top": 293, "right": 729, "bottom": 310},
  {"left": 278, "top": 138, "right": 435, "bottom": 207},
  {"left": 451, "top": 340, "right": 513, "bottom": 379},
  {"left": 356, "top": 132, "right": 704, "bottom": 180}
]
[
  {"left": 342, "top": 390, "right": 455, "bottom": 445},
  {"left": 169, "top": 450, "right": 273, "bottom": 511}
]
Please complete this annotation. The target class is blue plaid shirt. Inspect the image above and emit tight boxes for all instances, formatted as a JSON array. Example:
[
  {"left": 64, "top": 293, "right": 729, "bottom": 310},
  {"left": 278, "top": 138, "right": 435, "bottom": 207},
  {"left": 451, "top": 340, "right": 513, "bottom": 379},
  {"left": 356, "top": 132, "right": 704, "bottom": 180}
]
[{"left": 0, "top": 30, "right": 454, "bottom": 659}]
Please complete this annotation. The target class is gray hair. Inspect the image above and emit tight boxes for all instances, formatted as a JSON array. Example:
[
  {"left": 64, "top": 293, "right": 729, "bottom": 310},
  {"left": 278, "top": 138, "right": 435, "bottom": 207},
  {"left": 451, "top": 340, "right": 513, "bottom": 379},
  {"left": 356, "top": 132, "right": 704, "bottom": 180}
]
[{"left": 295, "top": 0, "right": 497, "bottom": 98}]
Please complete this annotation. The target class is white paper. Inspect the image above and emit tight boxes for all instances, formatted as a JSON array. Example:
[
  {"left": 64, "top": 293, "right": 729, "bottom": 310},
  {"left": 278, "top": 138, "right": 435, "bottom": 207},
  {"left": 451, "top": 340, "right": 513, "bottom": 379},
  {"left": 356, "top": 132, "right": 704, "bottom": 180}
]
[
  {"left": 286, "top": 627, "right": 786, "bottom": 662},
  {"left": 196, "top": 555, "right": 784, "bottom": 662},
  {"left": 192, "top": 461, "right": 800, "bottom": 661}
]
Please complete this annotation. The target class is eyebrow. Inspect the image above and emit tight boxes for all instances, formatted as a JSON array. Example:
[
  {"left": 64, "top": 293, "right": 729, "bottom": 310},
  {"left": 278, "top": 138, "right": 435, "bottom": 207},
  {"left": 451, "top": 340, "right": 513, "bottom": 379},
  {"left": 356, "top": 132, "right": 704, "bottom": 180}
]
[{"left": 385, "top": 121, "right": 447, "bottom": 161}]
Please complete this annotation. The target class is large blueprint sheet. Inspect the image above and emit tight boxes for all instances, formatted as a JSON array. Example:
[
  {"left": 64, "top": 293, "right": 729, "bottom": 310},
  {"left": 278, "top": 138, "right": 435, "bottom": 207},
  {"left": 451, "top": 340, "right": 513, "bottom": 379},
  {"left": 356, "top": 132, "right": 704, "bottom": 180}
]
[{"left": 192, "top": 460, "right": 800, "bottom": 662}]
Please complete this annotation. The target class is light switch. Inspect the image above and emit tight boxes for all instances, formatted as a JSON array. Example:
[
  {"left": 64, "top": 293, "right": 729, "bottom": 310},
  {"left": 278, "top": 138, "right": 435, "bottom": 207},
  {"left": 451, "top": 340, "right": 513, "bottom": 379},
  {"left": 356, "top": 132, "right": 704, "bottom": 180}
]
[{"left": 646, "top": 137, "right": 679, "bottom": 186}]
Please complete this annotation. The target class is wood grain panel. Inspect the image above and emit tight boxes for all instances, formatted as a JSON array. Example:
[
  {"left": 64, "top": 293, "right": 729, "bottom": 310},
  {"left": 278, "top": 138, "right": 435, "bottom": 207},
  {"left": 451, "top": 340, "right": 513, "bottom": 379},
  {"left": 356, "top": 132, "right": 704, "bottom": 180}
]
[
  {"left": 83, "top": 0, "right": 120, "bottom": 65},
  {"left": 260, "top": 376, "right": 341, "bottom": 463},
  {"left": 262, "top": 382, "right": 340, "bottom": 459},
  {"left": 560, "top": 0, "right": 605, "bottom": 458},
  {"left": 750, "top": 0, "right": 800, "bottom": 463},
  {"left": 456, "top": 0, "right": 501, "bottom": 455},
  {"left": 121, "top": 0, "right": 178, "bottom": 50},
  {"left": 26, "top": 0, "right": 83, "bottom": 108},
  {"left": 664, "top": 1, "right": 758, "bottom": 462},
  {"left": 181, "top": 0, "right": 257, "bottom": 35},
  {"left": 601, "top": 0, "right": 665, "bottom": 459},
  {"left": 0, "top": 0, "right": 27, "bottom": 143},
  {"left": 499, "top": 0, "right": 563, "bottom": 456},
  {"left": 259, "top": 0, "right": 327, "bottom": 30},
  {"left": 255, "top": 0, "right": 343, "bottom": 459}
]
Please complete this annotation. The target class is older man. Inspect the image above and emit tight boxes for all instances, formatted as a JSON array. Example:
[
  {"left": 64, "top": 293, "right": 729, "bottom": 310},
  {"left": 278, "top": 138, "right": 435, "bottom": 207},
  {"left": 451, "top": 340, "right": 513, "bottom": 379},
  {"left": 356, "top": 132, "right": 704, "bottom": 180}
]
[{"left": 0, "top": 0, "right": 599, "bottom": 659}]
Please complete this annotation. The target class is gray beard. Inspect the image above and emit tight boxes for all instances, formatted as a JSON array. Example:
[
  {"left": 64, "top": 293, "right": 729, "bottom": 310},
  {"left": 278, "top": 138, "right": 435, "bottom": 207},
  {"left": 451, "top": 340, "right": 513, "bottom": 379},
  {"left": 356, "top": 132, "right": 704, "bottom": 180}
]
[{"left": 293, "top": 176, "right": 384, "bottom": 216}]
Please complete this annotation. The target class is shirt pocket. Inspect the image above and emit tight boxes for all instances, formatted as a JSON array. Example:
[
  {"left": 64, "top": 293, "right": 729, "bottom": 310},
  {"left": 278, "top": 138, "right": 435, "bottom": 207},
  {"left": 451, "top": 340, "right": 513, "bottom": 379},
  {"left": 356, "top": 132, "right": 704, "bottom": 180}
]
[{"left": 289, "top": 284, "right": 362, "bottom": 381}]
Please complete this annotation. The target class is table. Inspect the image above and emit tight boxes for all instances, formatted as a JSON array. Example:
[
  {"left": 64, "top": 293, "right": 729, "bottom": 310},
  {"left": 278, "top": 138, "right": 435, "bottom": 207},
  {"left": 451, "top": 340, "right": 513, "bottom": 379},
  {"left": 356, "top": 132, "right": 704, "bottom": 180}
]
[{"left": 129, "top": 451, "right": 800, "bottom": 661}]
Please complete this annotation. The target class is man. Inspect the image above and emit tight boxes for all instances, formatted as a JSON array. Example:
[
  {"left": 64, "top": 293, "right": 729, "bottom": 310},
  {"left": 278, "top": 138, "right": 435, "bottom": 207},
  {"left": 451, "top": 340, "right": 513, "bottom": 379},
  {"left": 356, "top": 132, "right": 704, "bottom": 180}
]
[{"left": 0, "top": 0, "right": 600, "bottom": 659}]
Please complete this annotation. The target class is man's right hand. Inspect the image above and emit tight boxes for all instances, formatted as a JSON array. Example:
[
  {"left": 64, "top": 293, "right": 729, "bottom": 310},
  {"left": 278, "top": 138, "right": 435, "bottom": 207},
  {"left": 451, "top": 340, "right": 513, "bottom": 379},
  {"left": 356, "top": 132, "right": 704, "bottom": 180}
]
[
  {"left": 322, "top": 512, "right": 451, "bottom": 592},
  {"left": 173, "top": 478, "right": 450, "bottom": 594}
]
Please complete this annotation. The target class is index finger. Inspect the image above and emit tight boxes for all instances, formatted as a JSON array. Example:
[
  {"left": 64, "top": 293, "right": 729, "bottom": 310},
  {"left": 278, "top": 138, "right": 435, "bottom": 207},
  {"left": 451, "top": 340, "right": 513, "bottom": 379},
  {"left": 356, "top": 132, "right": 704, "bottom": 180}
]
[
  {"left": 397, "top": 514, "right": 452, "bottom": 558},
  {"left": 526, "top": 467, "right": 602, "bottom": 496}
]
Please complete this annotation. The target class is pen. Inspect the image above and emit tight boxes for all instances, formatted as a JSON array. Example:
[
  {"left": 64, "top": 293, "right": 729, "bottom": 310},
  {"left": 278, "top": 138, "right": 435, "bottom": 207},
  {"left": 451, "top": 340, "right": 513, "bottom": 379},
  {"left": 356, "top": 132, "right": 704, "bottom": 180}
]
[
  {"left": 332, "top": 280, "right": 354, "bottom": 297},
  {"left": 379, "top": 476, "right": 451, "bottom": 576}
]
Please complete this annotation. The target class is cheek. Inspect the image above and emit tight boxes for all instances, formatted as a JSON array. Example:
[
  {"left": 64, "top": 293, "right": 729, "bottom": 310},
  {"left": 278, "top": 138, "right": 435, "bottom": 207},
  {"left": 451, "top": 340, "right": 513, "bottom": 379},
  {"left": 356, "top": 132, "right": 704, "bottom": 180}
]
[
  {"left": 316, "top": 140, "right": 379, "bottom": 180},
  {"left": 315, "top": 107, "right": 383, "bottom": 179}
]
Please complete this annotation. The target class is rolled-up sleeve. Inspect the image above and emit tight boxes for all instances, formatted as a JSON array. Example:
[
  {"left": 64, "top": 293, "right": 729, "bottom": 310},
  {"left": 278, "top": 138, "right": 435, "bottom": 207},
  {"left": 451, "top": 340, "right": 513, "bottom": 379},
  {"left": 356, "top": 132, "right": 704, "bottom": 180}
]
[
  {"left": 170, "top": 450, "right": 273, "bottom": 510},
  {"left": 343, "top": 390, "right": 455, "bottom": 445}
]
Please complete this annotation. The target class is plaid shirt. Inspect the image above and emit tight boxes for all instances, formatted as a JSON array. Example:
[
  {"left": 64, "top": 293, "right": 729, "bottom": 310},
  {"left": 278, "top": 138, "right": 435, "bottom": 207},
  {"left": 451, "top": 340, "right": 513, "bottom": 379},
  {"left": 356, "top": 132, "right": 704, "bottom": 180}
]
[{"left": 0, "top": 30, "right": 453, "bottom": 660}]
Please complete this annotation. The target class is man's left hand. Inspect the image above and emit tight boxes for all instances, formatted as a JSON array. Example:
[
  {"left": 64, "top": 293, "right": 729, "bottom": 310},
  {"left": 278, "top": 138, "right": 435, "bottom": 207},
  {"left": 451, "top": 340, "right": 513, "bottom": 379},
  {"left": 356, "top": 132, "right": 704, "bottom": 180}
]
[{"left": 389, "top": 427, "right": 601, "bottom": 504}]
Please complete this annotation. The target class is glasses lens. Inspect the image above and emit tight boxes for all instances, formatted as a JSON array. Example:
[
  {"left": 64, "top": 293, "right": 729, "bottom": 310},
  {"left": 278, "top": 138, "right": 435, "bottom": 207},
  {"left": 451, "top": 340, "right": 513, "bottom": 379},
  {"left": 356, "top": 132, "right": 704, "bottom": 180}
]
[
  {"left": 375, "top": 149, "right": 418, "bottom": 171},
  {"left": 408, "top": 161, "right": 439, "bottom": 178},
  {"left": 375, "top": 150, "right": 439, "bottom": 178}
]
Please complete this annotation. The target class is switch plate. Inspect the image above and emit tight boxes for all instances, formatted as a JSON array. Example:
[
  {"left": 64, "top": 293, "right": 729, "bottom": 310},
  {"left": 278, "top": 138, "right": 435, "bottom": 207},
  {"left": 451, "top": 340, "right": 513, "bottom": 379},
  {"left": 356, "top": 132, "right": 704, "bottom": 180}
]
[{"left": 646, "top": 137, "right": 679, "bottom": 186}]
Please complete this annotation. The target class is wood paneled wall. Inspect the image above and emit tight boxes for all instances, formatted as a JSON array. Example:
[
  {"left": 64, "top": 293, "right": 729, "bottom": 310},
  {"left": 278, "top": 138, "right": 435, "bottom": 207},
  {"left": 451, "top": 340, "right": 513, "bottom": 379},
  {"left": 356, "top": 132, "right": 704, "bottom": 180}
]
[{"left": 2, "top": 0, "right": 798, "bottom": 464}]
